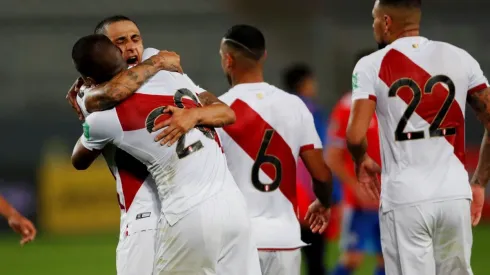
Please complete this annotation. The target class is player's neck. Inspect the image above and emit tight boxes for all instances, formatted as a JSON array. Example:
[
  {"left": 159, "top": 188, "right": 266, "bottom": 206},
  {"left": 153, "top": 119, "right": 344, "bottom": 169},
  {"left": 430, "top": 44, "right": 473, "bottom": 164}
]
[
  {"left": 231, "top": 70, "right": 264, "bottom": 87},
  {"left": 393, "top": 27, "right": 420, "bottom": 41}
]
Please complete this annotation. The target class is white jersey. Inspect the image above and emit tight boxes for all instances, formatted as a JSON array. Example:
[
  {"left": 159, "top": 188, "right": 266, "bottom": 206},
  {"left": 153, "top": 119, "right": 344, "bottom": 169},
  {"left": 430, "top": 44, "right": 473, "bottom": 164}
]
[
  {"left": 218, "top": 82, "right": 323, "bottom": 249},
  {"left": 77, "top": 86, "right": 160, "bottom": 235},
  {"left": 352, "top": 36, "right": 489, "bottom": 212},
  {"left": 80, "top": 50, "right": 234, "bottom": 226}
]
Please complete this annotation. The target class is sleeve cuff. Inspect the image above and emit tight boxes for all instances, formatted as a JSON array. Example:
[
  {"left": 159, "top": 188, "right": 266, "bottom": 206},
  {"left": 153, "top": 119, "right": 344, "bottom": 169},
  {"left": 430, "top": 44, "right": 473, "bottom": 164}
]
[{"left": 468, "top": 83, "right": 488, "bottom": 95}]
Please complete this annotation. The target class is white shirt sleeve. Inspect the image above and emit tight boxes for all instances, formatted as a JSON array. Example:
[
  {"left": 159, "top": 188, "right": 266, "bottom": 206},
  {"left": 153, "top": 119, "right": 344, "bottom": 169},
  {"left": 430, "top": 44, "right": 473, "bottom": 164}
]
[
  {"left": 297, "top": 99, "right": 323, "bottom": 152},
  {"left": 465, "top": 51, "right": 489, "bottom": 93},
  {"left": 182, "top": 74, "right": 206, "bottom": 94},
  {"left": 80, "top": 110, "right": 122, "bottom": 151},
  {"left": 351, "top": 56, "right": 378, "bottom": 102}
]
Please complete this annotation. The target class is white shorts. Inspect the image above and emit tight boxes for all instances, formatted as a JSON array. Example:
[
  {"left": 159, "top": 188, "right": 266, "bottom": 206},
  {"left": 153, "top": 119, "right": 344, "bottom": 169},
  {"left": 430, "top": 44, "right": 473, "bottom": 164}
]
[
  {"left": 380, "top": 199, "right": 473, "bottom": 275},
  {"left": 153, "top": 187, "right": 261, "bottom": 275},
  {"left": 258, "top": 249, "right": 301, "bottom": 275},
  {"left": 116, "top": 229, "right": 156, "bottom": 275}
]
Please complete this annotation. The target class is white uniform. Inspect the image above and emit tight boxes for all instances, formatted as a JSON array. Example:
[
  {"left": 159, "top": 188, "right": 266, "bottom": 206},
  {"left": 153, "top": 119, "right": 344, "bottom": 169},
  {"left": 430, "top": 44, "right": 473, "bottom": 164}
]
[
  {"left": 218, "top": 83, "right": 323, "bottom": 275},
  {"left": 352, "top": 36, "right": 488, "bottom": 275},
  {"left": 77, "top": 65, "right": 160, "bottom": 275},
  {"left": 80, "top": 51, "right": 261, "bottom": 275}
]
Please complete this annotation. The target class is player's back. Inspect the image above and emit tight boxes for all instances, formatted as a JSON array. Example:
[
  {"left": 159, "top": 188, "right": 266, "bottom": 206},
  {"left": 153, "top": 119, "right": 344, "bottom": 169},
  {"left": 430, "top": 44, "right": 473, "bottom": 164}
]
[
  {"left": 352, "top": 36, "right": 489, "bottom": 211},
  {"left": 86, "top": 71, "right": 235, "bottom": 226},
  {"left": 218, "top": 82, "right": 322, "bottom": 249},
  {"left": 77, "top": 88, "right": 160, "bottom": 235}
]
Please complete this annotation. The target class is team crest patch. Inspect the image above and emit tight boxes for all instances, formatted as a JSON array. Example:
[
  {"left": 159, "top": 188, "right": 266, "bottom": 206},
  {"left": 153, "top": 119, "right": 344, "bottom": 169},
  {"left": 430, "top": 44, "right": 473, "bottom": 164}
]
[
  {"left": 352, "top": 72, "right": 359, "bottom": 89},
  {"left": 82, "top": 122, "right": 90, "bottom": 140}
]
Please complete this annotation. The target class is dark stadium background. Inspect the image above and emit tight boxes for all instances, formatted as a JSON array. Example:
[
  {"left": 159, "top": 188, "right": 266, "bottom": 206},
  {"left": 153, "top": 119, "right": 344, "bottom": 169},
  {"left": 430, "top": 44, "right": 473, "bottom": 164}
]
[{"left": 1, "top": 0, "right": 489, "bottom": 274}]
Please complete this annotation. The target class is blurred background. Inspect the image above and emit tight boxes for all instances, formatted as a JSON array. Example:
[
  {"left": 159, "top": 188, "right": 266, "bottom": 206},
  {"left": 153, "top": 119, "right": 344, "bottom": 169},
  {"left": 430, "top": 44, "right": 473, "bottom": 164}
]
[{"left": 1, "top": 0, "right": 490, "bottom": 274}]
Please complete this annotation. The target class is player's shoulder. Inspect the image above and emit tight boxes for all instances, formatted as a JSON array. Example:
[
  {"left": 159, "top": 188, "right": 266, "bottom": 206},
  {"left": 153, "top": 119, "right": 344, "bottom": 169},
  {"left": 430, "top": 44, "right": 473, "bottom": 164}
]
[
  {"left": 432, "top": 40, "right": 474, "bottom": 59},
  {"left": 353, "top": 48, "right": 390, "bottom": 76},
  {"left": 84, "top": 108, "right": 117, "bottom": 127}
]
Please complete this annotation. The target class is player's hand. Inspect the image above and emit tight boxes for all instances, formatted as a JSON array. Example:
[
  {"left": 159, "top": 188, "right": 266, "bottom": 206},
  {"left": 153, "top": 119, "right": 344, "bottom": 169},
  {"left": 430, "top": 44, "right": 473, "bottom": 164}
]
[
  {"left": 151, "top": 51, "right": 183, "bottom": 74},
  {"left": 471, "top": 184, "right": 485, "bottom": 226},
  {"left": 66, "top": 77, "right": 85, "bottom": 121},
  {"left": 355, "top": 155, "right": 381, "bottom": 200},
  {"left": 304, "top": 199, "right": 331, "bottom": 234},
  {"left": 8, "top": 212, "right": 37, "bottom": 246},
  {"left": 152, "top": 106, "right": 199, "bottom": 146}
]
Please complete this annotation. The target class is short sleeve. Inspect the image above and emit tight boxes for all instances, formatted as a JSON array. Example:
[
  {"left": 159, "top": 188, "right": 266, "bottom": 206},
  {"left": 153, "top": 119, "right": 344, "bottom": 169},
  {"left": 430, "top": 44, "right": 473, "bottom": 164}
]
[
  {"left": 327, "top": 103, "right": 349, "bottom": 149},
  {"left": 182, "top": 74, "right": 206, "bottom": 94},
  {"left": 297, "top": 99, "right": 323, "bottom": 153},
  {"left": 80, "top": 111, "right": 122, "bottom": 151},
  {"left": 351, "top": 56, "right": 377, "bottom": 102},
  {"left": 465, "top": 51, "right": 489, "bottom": 94}
]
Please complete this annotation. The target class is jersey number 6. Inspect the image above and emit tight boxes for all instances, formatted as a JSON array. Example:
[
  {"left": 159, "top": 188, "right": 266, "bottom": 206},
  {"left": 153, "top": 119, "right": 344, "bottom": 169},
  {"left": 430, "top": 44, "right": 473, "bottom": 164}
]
[
  {"left": 251, "top": 129, "right": 282, "bottom": 192},
  {"left": 145, "top": 88, "right": 215, "bottom": 159},
  {"left": 389, "top": 75, "right": 456, "bottom": 141}
]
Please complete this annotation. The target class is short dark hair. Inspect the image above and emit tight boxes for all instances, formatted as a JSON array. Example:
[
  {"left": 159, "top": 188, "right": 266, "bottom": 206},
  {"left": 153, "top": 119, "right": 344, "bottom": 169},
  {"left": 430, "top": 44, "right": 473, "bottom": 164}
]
[
  {"left": 94, "top": 15, "right": 137, "bottom": 35},
  {"left": 282, "top": 64, "right": 313, "bottom": 94},
  {"left": 72, "top": 34, "right": 126, "bottom": 84},
  {"left": 223, "top": 24, "right": 266, "bottom": 60},
  {"left": 379, "top": 0, "right": 421, "bottom": 8}
]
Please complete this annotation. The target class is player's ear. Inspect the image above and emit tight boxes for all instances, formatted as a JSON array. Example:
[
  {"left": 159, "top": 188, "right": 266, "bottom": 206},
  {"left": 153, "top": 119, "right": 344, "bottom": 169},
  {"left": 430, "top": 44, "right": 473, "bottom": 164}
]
[
  {"left": 383, "top": 15, "right": 392, "bottom": 34},
  {"left": 225, "top": 53, "right": 234, "bottom": 69}
]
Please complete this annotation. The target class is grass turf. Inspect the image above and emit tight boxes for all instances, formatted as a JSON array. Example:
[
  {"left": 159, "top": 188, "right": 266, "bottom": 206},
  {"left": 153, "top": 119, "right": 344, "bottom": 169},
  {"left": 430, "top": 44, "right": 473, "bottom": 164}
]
[{"left": 1, "top": 225, "right": 489, "bottom": 275}]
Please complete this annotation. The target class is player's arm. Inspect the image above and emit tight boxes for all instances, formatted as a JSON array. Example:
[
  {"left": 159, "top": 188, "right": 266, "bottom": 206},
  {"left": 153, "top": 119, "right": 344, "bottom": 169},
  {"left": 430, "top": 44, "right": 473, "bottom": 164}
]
[
  {"left": 346, "top": 100, "right": 374, "bottom": 163},
  {"left": 467, "top": 87, "right": 490, "bottom": 187},
  {"left": 71, "top": 138, "right": 102, "bottom": 170},
  {"left": 0, "top": 195, "right": 36, "bottom": 245},
  {"left": 84, "top": 51, "right": 182, "bottom": 113},
  {"left": 345, "top": 58, "right": 377, "bottom": 164},
  {"left": 297, "top": 100, "right": 334, "bottom": 208},
  {"left": 301, "top": 149, "right": 334, "bottom": 208},
  {"left": 71, "top": 113, "right": 119, "bottom": 170}
]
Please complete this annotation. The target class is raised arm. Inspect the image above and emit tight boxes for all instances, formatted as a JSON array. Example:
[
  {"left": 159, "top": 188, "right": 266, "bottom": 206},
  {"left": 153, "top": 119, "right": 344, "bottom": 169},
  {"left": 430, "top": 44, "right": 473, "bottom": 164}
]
[{"left": 83, "top": 51, "right": 182, "bottom": 112}]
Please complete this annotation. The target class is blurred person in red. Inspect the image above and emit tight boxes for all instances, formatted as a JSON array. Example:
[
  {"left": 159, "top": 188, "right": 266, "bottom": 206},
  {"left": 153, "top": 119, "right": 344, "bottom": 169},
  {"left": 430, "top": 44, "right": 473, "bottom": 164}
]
[
  {"left": 0, "top": 195, "right": 36, "bottom": 245},
  {"left": 282, "top": 64, "right": 342, "bottom": 275},
  {"left": 327, "top": 49, "right": 385, "bottom": 275}
]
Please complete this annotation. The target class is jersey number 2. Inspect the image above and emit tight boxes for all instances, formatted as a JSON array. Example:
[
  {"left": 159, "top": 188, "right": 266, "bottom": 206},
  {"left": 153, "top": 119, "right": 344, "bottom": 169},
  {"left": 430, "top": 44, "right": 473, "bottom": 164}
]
[
  {"left": 389, "top": 75, "right": 456, "bottom": 141},
  {"left": 251, "top": 129, "right": 282, "bottom": 192},
  {"left": 145, "top": 88, "right": 215, "bottom": 159}
]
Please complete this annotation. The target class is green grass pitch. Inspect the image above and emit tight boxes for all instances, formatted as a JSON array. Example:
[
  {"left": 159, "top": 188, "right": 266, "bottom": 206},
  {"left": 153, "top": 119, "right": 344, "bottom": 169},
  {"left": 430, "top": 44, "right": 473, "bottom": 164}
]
[{"left": 1, "top": 225, "right": 489, "bottom": 274}]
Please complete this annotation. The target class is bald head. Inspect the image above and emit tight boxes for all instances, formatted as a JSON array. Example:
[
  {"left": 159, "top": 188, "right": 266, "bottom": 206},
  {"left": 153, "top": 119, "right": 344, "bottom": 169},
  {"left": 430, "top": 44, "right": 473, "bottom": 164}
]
[{"left": 72, "top": 34, "right": 127, "bottom": 84}]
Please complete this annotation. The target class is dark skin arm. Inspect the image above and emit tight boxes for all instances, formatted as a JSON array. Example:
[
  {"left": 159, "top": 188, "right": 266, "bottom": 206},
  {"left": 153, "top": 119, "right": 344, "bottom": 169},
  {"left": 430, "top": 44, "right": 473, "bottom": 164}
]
[
  {"left": 467, "top": 87, "right": 490, "bottom": 225},
  {"left": 85, "top": 51, "right": 181, "bottom": 112},
  {"left": 66, "top": 51, "right": 183, "bottom": 117},
  {"left": 300, "top": 149, "right": 334, "bottom": 233},
  {"left": 71, "top": 138, "right": 102, "bottom": 170},
  {"left": 153, "top": 91, "right": 236, "bottom": 145}
]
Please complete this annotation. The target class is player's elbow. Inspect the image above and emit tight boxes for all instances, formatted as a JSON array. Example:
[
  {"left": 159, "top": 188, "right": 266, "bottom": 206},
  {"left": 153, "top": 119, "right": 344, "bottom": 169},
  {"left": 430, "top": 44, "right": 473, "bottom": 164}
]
[
  {"left": 71, "top": 156, "right": 89, "bottom": 170},
  {"left": 223, "top": 107, "right": 236, "bottom": 125},
  {"left": 345, "top": 128, "right": 364, "bottom": 146}
]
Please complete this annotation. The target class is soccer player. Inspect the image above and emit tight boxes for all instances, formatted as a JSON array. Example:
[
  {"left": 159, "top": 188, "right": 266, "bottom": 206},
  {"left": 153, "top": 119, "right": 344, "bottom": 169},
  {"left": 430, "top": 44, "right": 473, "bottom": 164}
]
[
  {"left": 346, "top": 0, "right": 490, "bottom": 274},
  {"left": 70, "top": 34, "right": 261, "bottom": 275},
  {"left": 67, "top": 16, "right": 182, "bottom": 275},
  {"left": 66, "top": 15, "right": 182, "bottom": 120},
  {"left": 158, "top": 24, "right": 332, "bottom": 275},
  {"left": 0, "top": 195, "right": 36, "bottom": 245},
  {"left": 327, "top": 49, "right": 385, "bottom": 275}
]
